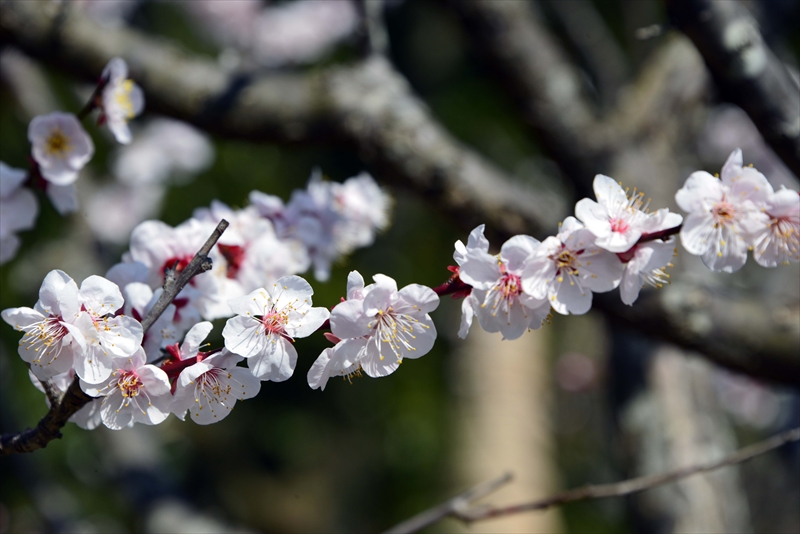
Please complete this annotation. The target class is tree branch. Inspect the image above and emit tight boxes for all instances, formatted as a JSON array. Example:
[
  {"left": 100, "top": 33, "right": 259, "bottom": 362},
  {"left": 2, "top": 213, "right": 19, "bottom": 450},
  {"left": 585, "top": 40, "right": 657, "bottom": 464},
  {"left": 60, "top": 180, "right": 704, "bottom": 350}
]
[
  {"left": 665, "top": 0, "right": 800, "bottom": 178},
  {"left": 1, "top": 1, "right": 797, "bottom": 386},
  {"left": 0, "top": 0, "right": 563, "bottom": 237},
  {"left": 444, "top": 0, "right": 606, "bottom": 197},
  {"left": 385, "top": 427, "right": 800, "bottom": 532},
  {"left": 0, "top": 220, "right": 228, "bottom": 456},
  {"left": 382, "top": 473, "right": 513, "bottom": 534}
]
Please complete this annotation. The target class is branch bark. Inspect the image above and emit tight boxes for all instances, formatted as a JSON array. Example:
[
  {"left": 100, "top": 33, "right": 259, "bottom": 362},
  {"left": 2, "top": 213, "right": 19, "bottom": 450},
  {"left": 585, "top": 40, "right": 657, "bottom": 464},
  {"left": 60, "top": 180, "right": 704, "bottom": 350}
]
[
  {"left": 384, "top": 427, "right": 800, "bottom": 532},
  {"left": 665, "top": 0, "right": 800, "bottom": 178},
  {"left": 0, "top": 220, "right": 228, "bottom": 456}
]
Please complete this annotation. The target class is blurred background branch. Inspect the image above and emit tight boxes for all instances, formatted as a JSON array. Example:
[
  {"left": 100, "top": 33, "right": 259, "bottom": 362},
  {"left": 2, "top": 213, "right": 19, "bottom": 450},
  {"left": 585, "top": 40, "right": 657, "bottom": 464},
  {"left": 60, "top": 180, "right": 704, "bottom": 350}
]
[
  {"left": 387, "top": 425, "right": 800, "bottom": 531},
  {"left": 665, "top": 0, "right": 800, "bottom": 178}
]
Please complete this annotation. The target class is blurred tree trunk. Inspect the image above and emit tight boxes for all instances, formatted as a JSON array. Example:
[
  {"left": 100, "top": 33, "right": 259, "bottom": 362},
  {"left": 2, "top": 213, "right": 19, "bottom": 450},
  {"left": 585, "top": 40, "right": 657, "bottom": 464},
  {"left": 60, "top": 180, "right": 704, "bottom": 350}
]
[
  {"left": 450, "top": 327, "right": 565, "bottom": 533},
  {"left": 617, "top": 344, "right": 751, "bottom": 533}
]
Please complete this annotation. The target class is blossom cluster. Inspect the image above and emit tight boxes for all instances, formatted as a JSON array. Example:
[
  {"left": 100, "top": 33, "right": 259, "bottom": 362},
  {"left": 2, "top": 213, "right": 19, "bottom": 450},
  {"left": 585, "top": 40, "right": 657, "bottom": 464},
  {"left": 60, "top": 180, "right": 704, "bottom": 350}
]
[
  {"left": 446, "top": 149, "right": 797, "bottom": 341},
  {"left": 676, "top": 149, "right": 799, "bottom": 271},
  {"left": 2, "top": 270, "right": 330, "bottom": 429},
  {"left": 0, "top": 57, "right": 144, "bottom": 265},
  {"left": 451, "top": 176, "right": 683, "bottom": 340},
  {"left": 105, "top": 168, "right": 390, "bottom": 344},
  {"left": 2, "top": 261, "right": 440, "bottom": 430}
]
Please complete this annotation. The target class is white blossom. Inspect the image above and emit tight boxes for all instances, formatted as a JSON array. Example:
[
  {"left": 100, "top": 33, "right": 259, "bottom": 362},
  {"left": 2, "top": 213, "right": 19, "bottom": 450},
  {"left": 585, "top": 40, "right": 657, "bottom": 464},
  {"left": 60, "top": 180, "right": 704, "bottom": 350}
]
[
  {"left": 618, "top": 210, "right": 683, "bottom": 306},
  {"left": 70, "top": 275, "right": 144, "bottom": 384},
  {"left": 576, "top": 174, "right": 654, "bottom": 252},
  {"left": 1, "top": 270, "right": 86, "bottom": 379},
  {"left": 28, "top": 112, "right": 94, "bottom": 186},
  {"left": 521, "top": 217, "right": 623, "bottom": 315},
  {"left": 459, "top": 233, "right": 551, "bottom": 340},
  {"left": 222, "top": 276, "right": 329, "bottom": 381},
  {"left": 327, "top": 272, "right": 439, "bottom": 379},
  {"left": 251, "top": 170, "right": 391, "bottom": 282},
  {"left": 750, "top": 186, "right": 800, "bottom": 267},
  {"left": 80, "top": 348, "right": 172, "bottom": 430},
  {"left": 100, "top": 57, "right": 144, "bottom": 144},
  {"left": 172, "top": 349, "right": 261, "bottom": 425},
  {"left": 675, "top": 148, "right": 770, "bottom": 272},
  {"left": 0, "top": 162, "right": 38, "bottom": 264}
]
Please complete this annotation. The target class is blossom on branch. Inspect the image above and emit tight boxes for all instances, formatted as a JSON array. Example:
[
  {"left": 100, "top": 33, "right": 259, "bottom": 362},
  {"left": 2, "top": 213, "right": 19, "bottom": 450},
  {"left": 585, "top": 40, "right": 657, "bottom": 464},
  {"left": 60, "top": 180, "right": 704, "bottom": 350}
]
[
  {"left": 250, "top": 169, "right": 391, "bottom": 281},
  {"left": 99, "top": 57, "right": 145, "bottom": 144},
  {"left": 2, "top": 270, "right": 87, "bottom": 379},
  {"left": 222, "top": 276, "right": 330, "bottom": 381},
  {"left": 324, "top": 271, "right": 440, "bottom": 379},
  {"left": 751, "top": 186, "right": 800, "bottom": 267},
  {"left": 28, "top": 112, "right": 94, "bottom": 185},
  {"left": 0, "top": 162, "right": 38, "bottom": 264},
  {"left": 575, "top": 174, "right": 653, "bottom": 253},
  {"left": 618, "top": 209, "right": 682, "bottom": 305},
  {"left": 172, "top": 349, "right": 261, "bottom": 425},
  {"left": 675, "top": 148, "right": 770, "bottom": 272},
  {"left": 80, "top": 348, "right": 172, "bottom": 430},
  {"left": 521, "top": 217, "right": 623, "bottom": 315},
  {"left": 459, "top": 233, "right": 550, "bottom": 340},
  {"left": 69, "top": 275, "right": 144, "bottom": 384}
]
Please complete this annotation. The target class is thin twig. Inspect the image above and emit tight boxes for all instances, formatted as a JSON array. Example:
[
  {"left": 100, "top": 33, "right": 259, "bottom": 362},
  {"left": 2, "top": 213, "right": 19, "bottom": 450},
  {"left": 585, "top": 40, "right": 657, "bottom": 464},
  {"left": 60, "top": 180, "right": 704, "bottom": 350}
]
[
  {"left": 382, "top": 473, "right": 513, "bottom": 534},
  {"left": 0, "top": 221, "right": 229, "bottom": 456},
  {"left": 140, "top": 219, "right": 228, "bottom": 332},
  {"left": 454, "top": 427, "right": 800, "bottom": 523}
]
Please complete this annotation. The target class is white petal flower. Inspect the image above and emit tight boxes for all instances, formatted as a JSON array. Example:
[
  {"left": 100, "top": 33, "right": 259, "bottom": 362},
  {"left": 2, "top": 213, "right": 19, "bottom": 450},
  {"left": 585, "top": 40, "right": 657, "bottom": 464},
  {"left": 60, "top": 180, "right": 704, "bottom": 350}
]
[
  {"left": 100, "top": 57, "right": 145, "bottom": 144},
  {"left": 172, "top": 349, "right": 261, "bottom": 424},
  {"left": 80, "top": 348, "right": 172, "bottom": 430},
  {"left": 751, "top": 187, "right": 800, "bottom": 267},
  {"left": 222, "top": 276, "right": 329, "bottom": 381},
  {"left": 28, "top": 112, "right": 94, "bottom": 186},
  {"left": 254, "top": 170, "right": 392, "bottom": 282},
  {"left": 453, "top": 224, "right": 490, "bottom": 265},
  {"left": 521, "top": 217, "right": 624, "bottom": 315},
  {"left": 325, "top": 272, "right": 440, "bottom": 379},
  {"left": 0, "top": 162, "right": 38, "bottom": 264},
  {"left": 460, "top": 234, "right": 551, "bottom": 339},
  {"left": 70, "top": 275, "right": 144, "bottom": 384},
  {"left": 618, "top": 209, "right": 682, "bottom": 306},
  {"left": 575, "top": 174, "right": 655, "bottom": 252},
  {"left": 1, "top": 270, "right": 85, "bottom": 379},
  {"left": 307, "top": 337, "right": 365, "bottom": 391},
  {"left": 675, "top": 149, "right": 771, "bottom": 272}
]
